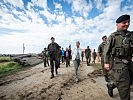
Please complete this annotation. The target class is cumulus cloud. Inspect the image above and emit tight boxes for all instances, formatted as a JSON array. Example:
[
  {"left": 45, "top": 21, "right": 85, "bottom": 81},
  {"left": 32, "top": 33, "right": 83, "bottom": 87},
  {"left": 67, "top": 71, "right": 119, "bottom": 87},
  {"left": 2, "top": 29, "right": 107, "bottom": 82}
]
[
  {"left": 71, "top": 0, "right": 93, "bottom": 18},
  {"left": 3, "top": 0, "right": 24, "bottom": 8}
]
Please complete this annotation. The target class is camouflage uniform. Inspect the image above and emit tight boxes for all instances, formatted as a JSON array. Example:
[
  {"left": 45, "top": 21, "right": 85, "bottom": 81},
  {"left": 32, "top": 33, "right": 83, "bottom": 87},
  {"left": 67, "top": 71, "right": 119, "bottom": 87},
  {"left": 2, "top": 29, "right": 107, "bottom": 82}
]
[
  {"left": 42, "top": 49, "right": 49, "bottom": 67},
  {"left": 81, "top": 51, "right": 84, "bottom": 62},
  {"left": 92, "top": 50, "right": 97, "bottom": 64},
  {"left": 98, "top": 41, "right": 109, "bottom": 80},
  {"left": 104, "top": 30, "right": 133, "bottom": 100},
  {"left": 85, "top": 46, "right": 91, "bottom": 66},
  {"left": 47, "top": 42, "right": 60, "bottom": 77}
]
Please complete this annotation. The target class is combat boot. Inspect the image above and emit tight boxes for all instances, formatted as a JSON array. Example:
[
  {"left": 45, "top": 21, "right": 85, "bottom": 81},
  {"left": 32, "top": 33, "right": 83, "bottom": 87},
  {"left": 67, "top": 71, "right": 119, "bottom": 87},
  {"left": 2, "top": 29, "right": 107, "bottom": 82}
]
[
  {"left": 50, "top": 73, "right": 54, "bottom": 79},
  {"left": 55, "top": 69, "right": 58, "bottom": 75},
  {"left": 106, "top": 83, "right": 116, "bottom": 97}
]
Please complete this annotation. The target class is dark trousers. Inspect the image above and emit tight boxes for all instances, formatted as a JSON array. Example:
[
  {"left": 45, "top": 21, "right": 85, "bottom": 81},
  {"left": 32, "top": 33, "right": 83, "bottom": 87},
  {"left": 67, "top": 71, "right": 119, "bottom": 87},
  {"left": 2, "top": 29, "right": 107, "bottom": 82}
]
[
  {"left": 82, "top": 57, "right": 83, "bottom": 62},
  {"left": 62, "top": 56, "right": 64, "bottom": 63},
  {"left": 86, "top": 56, "right": 91, "bottom": 65},
  {"left": 110, "top": 58, "right": 133, "bottom": 100},
  {"left": 66, "top": 57, "right": 70, "bottom": 67},
  {"left": 43, "top": 57, "right": 49, "bottom": 67},
  {"left": 50, "top": 56, "right": 59, "bottom": 76},
  {"left": 92, "top": 57, "right": 96, "bottom": 63}
]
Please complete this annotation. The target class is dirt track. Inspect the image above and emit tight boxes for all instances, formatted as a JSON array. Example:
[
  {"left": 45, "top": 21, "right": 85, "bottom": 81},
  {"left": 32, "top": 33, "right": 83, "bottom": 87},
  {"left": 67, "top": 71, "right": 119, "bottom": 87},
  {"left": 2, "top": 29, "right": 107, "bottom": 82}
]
[{"left": 0, "top": 61, "right": 133, "bottom": 100}]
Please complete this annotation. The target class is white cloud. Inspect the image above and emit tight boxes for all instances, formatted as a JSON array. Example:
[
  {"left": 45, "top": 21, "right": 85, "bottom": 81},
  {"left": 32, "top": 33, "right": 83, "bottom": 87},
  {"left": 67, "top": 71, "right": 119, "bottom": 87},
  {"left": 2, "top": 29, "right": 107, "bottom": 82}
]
[
  {"left": 94, "top": 0, "right": 104, "bottom": 10},
  {"left": 31, "top": 0, "right": 47, "bottom": 9},
  {"left": 3, "top": 0, "right": 24, "bottom": 9},
  {"left": 71, "top": 0, "right": 93, "bottom": 18},
  {"left": 54, "top": 2, "right": 62, "bottom": 10}
]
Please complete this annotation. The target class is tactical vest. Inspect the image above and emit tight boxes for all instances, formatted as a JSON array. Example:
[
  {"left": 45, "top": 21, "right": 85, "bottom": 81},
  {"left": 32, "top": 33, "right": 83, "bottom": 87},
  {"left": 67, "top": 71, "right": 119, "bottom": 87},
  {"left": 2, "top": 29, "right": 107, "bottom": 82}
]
[
  {"left": 111, "top": 31, "right": 133, "bottom": 57},
  {"left": 48, "top": 43, "right": 59, "bottom": 54},
  {"left": 100, "top": 42, "right": 106, "bottom": 57}
]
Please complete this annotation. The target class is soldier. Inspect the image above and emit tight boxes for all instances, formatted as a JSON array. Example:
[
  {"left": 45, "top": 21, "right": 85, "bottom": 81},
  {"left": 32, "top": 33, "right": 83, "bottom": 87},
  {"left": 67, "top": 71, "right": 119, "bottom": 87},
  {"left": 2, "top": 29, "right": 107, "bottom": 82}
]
[
  {"left": 42, "top": 48, "right": 49, "bottom": 67},
  {"left": 85, "top": 46, "right": 91, "bottom": 66},
  {"left": 104, "top": 14, "right": 133, "bottom": 99},
  {"left": 81, "top": 51, "right": 84, "bottom": 62},
  {"left": 97, "top": 35, "right": 110, "bottom": 82},
  {"left": 92, "top": 49, "right": 97, "bottom": 64},
  {"left": 47, "top": 37, "right": 60, "bottom": 79}
]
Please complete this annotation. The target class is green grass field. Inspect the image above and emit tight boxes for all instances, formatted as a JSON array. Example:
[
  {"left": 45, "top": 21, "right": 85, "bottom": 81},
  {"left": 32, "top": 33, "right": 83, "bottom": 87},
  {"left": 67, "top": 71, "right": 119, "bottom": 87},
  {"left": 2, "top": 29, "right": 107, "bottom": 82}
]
[
  {"left": 90, "top": 63, "right": 102, "bottom": 69},
  {"left": 0, "top": 56, "right": 22, "bottom": 77}
]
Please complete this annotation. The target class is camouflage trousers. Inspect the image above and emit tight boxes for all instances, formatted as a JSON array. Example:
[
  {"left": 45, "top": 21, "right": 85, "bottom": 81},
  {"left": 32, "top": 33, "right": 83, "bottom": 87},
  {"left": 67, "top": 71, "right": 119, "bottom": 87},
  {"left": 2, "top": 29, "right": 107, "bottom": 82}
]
[
  {"left": 101, "top": 58, "right": 108, "bottom": 76},
  {"left": 86, "top": 56, "right": 91, "bottom": 65},
  {"left": 43, "top": 57, "right": 49, "bottom": 67},
  {"left": 109, "top": 58, "right": 133, "bottom": 100},
  {"left": 49, "top": 55, "right": 59, "bottom": 75}
]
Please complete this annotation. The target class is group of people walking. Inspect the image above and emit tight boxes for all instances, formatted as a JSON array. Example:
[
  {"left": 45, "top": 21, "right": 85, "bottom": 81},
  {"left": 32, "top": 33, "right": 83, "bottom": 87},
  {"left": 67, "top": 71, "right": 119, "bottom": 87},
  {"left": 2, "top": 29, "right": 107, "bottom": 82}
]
[{"left": 41, "top": 14, "right": 133, "bottom": 100}]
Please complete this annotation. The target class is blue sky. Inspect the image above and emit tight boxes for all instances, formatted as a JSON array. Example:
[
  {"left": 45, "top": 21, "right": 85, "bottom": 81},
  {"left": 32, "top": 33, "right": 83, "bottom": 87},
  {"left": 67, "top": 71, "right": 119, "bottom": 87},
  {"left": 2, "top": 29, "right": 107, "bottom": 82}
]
[{"left": 0, "top": 0, "right": 133, "bottom": 54}]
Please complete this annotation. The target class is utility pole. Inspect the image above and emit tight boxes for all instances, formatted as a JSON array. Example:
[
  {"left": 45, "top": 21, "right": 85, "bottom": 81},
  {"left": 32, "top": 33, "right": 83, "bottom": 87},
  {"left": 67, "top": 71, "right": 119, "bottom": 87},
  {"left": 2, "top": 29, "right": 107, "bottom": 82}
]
[{"left": 23, "top": 43, "right": 25, "bottom": 54}]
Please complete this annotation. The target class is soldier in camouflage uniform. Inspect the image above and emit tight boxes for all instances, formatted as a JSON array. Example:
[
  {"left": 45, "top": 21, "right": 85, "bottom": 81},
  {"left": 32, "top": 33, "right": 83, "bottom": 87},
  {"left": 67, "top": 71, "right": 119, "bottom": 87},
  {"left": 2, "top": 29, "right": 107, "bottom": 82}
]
[
  {"left": 42, "top": 48, "right": 49, "bottom": 67},
  {"left": 98, "top": 35, "right": 110, "bottom": 82},
  {"left": 92, "top": 49, "right": 97, "bottom": 64},
  {"left": 104, "top": 14, "right": 133, "bottom": 100},
  {"left": 85, "top": 46, "right": 91, "bottom": 66},
  {"left": 47, "top": 37, "right": 60, "bottom": 79}
]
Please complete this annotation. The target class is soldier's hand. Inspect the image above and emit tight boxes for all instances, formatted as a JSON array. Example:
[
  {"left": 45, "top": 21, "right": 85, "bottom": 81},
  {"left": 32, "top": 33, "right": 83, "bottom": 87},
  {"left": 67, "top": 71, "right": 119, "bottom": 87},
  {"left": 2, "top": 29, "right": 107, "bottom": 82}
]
[{"left": 104, "top": 64, "right": 110, "bottom": 71}]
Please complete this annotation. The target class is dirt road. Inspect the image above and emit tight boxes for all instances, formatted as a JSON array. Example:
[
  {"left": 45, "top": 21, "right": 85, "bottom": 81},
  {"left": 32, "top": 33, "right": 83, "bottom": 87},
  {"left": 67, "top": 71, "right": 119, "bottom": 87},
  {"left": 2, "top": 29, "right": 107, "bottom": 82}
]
[{"left": 0, "top": 61, "right": 133, "bottom": 100}]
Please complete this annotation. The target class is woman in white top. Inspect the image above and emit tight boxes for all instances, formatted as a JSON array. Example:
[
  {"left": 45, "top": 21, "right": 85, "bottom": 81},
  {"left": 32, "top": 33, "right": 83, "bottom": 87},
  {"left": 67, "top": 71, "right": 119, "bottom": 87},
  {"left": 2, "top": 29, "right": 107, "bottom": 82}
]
[{"left": 72, "top": 41, "right": 82, "bottom": 82}]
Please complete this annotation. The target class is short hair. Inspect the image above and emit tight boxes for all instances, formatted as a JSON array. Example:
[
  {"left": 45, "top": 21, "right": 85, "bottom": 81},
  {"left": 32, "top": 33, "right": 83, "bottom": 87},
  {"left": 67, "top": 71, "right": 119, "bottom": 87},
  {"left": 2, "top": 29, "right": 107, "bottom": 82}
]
[
  {"left": 51, "top": 37, "right": 55, "bottom": 40},
  {"left": 76, "top": 41, "right": 80, "bottom": 44}
]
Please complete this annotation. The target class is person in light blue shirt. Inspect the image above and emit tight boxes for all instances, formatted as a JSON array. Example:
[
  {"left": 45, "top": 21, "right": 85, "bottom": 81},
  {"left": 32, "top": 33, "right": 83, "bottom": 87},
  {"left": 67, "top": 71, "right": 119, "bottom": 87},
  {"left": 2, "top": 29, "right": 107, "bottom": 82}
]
[
  {"left": 72, "top": 41, "right": 82, "bottom": 82},
  {"left": 61, "top": 48, "right": 65, "bottom": 64}
]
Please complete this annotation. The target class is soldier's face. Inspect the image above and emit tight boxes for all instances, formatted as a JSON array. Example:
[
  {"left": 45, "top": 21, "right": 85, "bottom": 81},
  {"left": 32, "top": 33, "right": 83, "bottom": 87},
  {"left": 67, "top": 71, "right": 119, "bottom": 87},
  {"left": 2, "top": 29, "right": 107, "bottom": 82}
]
[
  {"left": 76, "top": 42, "right": 80, "bottom": 47},
  {"left": 103, "top": 38, "right": 107, "bottom": 42},
  {"left": 51, "top": 39, "right": 55, "bottom": 43},
  {"left": 117, "top": 20, "right": 130, "bottom": 31}
]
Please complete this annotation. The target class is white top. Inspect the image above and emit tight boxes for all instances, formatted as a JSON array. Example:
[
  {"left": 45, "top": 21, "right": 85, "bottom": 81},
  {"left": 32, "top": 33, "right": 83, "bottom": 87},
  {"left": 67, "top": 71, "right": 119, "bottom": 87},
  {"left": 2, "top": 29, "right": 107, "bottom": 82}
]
[{"left": 72, "top": 47, "right": 82, "bottom": 60}]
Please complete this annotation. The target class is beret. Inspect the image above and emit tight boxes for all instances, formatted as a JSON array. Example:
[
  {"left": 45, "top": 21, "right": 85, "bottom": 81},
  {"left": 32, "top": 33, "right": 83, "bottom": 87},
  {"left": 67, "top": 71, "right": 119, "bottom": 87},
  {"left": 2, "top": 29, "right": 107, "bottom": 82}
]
[
  {"left": 102, "top": 35, "right": 107, "bottom": 39},
  {"left": 51, "top": 37, "right": 54, "bottom": 40},
  {"left": 116, "top": 14, "right": 130, "bottom": 23}
]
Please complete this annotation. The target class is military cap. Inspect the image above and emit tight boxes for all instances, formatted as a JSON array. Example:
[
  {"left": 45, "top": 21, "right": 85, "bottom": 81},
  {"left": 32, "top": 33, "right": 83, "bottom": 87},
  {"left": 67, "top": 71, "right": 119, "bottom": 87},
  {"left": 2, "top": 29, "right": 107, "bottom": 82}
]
[
  {"left": 102, "top": 35, "right": 107, "bottom": 39},
  {"left": 51, "top": 37, "right": 55, "bottom": 40},
  {"left": 116, "top": 14, "right": 130, "bottom": 23}
]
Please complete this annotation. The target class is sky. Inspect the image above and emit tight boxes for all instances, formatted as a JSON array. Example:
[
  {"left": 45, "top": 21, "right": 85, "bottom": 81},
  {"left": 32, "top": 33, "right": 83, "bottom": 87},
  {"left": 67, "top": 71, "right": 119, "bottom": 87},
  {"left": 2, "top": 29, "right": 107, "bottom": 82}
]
[{"left": 0, "top": 0, "right": 133, "bottom": 54}]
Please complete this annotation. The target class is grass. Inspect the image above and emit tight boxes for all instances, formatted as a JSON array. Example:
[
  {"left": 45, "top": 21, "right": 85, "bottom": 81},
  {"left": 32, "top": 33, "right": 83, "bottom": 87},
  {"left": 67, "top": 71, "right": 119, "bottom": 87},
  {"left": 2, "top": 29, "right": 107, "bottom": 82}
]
[
  {"left": 0, "top": 56, "right": 22, "bottom": 78},
  {"left": 90, "top": 63, "right": 102, "bottom": 70},
  {"left": 0, "top": 56, "right": 11, "bottom": 63}
]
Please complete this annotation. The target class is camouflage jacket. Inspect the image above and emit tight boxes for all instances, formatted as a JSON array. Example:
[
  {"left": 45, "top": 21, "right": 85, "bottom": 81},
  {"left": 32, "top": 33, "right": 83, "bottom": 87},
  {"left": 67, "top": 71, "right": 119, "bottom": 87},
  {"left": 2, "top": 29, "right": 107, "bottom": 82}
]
[
  {"left": 104, "top": 30, "right": 133, "bottom": 63},
  {"left": 98, "top": 41, "right": 106, "bottom": 58},
  {"left": 47, "top": 42, "right": 60, "bottom": 56}
]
